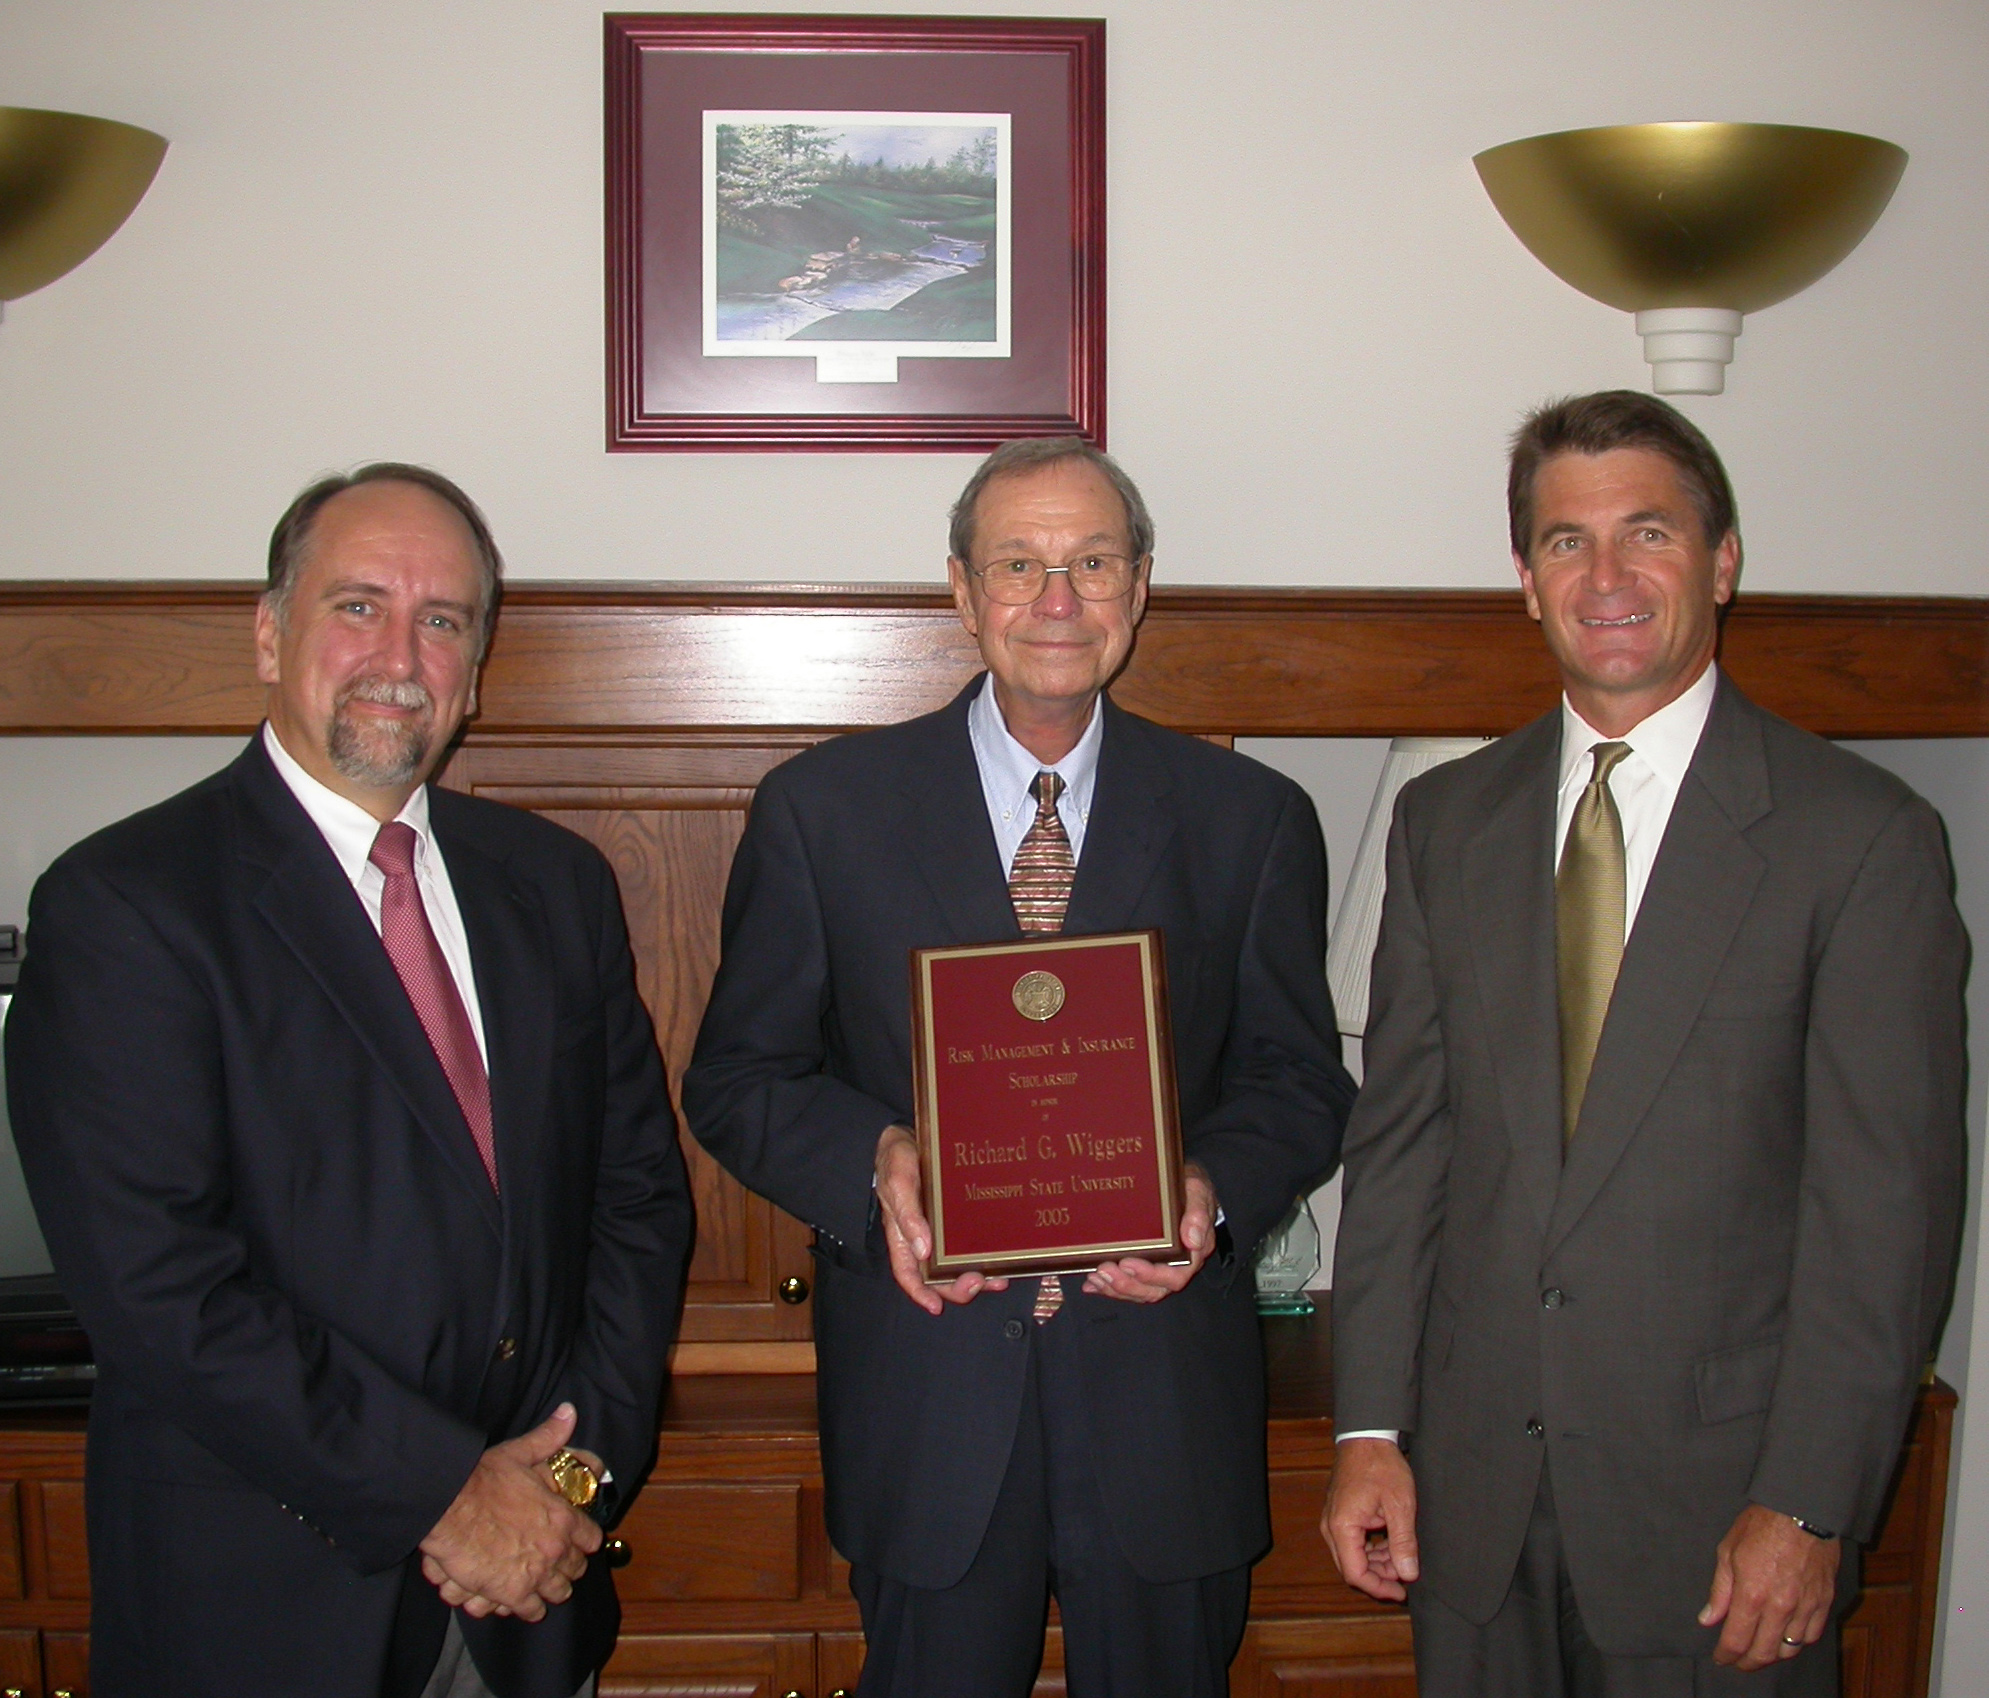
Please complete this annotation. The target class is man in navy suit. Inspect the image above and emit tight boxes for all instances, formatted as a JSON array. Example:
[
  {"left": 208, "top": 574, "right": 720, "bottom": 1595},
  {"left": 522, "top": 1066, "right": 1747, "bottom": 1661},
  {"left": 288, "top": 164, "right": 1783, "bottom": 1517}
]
[
  {"left": 7, "top": 465, "right": 691, "bottom": 1698},
  {"left": 685, "top": 438, "right": 1353, "bottom": 1697}
]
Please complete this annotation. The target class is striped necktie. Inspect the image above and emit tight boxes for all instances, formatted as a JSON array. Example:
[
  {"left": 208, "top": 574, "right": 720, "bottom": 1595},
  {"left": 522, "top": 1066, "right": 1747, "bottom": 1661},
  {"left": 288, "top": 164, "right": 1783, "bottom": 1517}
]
[
  {"left": 1556, "top": 742, "right": 1632, "bottom": 1147},
  {"left": 1009, "top": 771, "right": 1075, "bottom": 935},
  {"left": 1009, "top": 770, "right": 1074, "bottom": 1319},
  {"left": 369, "top": 821, "right": 499, "bottom": 1190}
]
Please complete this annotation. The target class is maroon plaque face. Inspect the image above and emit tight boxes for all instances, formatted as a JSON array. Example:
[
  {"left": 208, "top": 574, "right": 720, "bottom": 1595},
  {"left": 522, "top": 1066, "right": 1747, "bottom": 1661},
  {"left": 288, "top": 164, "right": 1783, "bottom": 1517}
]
[{"left": 910, "top": 931, "right": 1185, "bottom": 1278}]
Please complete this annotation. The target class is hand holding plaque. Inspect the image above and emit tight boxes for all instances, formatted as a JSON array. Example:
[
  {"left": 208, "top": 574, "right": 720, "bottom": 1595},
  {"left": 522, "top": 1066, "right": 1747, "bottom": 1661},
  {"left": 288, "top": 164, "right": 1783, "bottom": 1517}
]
[{"left": 909, "top": 930, "right": 1189, "bottom": 1279}]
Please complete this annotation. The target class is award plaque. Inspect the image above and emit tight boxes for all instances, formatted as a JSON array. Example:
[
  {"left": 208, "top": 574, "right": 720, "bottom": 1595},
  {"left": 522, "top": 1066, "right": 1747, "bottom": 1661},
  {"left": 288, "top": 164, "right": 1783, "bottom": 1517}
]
[{"left": 909, "top": 930, "right": 1186, "bottom": 1278}]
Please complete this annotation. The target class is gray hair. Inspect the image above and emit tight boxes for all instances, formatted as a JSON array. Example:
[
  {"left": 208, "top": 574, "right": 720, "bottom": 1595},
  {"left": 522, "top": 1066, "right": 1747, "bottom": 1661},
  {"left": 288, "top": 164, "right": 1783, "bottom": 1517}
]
[
  {"left": 948, "top": 437, "right": 1155, "bottom": 565},
  {"left": 264, "top": 462, "right": 504, "bottom": 658}
]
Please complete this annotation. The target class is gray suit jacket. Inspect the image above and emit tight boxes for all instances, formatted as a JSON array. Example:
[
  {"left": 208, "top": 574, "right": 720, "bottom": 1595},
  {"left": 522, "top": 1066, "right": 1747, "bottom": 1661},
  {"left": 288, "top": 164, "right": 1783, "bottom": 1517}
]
[{"left": 1332, "top": 674, "right": 1965, "bottom": 1655}]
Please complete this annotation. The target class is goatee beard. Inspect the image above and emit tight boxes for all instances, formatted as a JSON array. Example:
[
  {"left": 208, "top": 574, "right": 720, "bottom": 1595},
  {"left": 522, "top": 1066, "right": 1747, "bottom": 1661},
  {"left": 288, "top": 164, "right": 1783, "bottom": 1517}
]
[{"left": 327, "top": 678, "right": 434, "bottom": 788}]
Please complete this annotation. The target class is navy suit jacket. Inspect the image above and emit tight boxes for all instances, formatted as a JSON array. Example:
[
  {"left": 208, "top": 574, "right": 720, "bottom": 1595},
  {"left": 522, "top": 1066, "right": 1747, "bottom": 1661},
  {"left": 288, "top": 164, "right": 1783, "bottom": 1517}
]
[
  {"left": 684, "top": 681, "right": 1353, "bottom": 1587},
  {"left": 6, "top": 736, "right": 691, "bottom": 1698}
]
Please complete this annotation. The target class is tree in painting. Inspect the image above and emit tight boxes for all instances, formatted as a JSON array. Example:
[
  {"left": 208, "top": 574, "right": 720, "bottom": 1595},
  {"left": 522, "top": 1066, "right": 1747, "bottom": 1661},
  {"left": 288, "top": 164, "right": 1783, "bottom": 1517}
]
[{"left": 712, "top": 118, "right": 1001, "bottom": 345}]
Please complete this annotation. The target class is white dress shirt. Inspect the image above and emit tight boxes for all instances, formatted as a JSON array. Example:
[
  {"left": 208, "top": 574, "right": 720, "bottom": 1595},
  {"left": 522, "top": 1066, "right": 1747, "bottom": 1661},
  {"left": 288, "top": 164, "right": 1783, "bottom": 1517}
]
[
  {"left": 967, "top": 672, "right": 1103, "bottom": 872},
  {"left": 1553, "top": 661, "right": 1719, "bottom": 941},
  {"left": 1338, "top": 664, "right": 1719, "bottom": 1446},
  {"left": 261, "top": 723, "right": 488, "bottom": 1064}
]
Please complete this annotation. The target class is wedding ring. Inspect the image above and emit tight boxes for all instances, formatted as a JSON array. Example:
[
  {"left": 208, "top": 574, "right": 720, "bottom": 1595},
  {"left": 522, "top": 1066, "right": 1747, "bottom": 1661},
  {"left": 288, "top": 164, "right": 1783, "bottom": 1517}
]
[{"left": 1782, "top": 1636, "right": 1802, "bottom": 1647}]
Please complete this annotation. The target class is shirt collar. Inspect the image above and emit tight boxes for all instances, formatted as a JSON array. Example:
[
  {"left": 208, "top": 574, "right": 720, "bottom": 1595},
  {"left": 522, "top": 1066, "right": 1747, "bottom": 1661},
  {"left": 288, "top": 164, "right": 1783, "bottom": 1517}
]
[
  {"left": 967, "top": 672, "right": 1105, "bottom": 818},
  {"left": 1558, "top": 661, "right": 1719, "bottom": 796},
  {"left": 261, "top": 721, "right": 434, "bottom": 883}
]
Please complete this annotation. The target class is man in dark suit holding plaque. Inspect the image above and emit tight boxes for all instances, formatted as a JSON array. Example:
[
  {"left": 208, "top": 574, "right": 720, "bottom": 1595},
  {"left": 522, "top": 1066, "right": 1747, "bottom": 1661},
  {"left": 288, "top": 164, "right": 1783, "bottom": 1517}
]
[
  {"left": 684, "top": 438, "right": 1353, "bottom": 1697},
  {"left": 1324, "top": 393, "right": 1966, "bottom": 1695}
]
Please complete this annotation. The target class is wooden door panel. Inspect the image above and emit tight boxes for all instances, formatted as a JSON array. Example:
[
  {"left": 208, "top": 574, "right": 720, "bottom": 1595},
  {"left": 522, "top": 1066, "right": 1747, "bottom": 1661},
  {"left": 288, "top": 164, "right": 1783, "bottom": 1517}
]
[
  {"left": 444, "top": 740, "right": 819, "bottom": 1344},
  {"left": 599, "top": 1631, "right": 812, "bottom": 1698}
]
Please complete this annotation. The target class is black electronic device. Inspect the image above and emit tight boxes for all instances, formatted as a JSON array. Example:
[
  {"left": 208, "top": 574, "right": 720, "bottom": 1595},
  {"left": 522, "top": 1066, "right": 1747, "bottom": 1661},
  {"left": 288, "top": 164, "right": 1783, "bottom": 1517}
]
[{"left": 0, "top": 1273, "right": 92, "bottom": 1404}]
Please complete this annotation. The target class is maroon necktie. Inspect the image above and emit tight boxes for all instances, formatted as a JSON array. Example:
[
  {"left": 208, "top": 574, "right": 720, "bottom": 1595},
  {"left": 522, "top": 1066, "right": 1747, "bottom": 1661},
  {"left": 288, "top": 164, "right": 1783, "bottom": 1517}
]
[{"left": 368, "top": 821, "right": 498, "bottom": 1191}]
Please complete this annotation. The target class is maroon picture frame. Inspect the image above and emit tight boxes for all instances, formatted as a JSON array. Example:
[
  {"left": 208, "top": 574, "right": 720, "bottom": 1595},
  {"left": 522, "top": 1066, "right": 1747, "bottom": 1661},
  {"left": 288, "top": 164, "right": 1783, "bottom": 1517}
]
[{"left": 605, "top": 13, "right": 1105, "bottom": 452}]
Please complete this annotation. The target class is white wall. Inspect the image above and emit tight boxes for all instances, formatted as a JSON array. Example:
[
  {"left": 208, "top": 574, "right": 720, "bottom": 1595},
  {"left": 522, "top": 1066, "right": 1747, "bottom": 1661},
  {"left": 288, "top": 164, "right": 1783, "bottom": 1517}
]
[{"left": 0, "top": 0, "right": 1985, "bottom": 593}]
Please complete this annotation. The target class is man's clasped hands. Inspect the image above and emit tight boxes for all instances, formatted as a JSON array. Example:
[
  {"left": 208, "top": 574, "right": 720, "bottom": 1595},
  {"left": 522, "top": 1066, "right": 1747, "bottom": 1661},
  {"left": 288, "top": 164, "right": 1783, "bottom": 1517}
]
[{"left": 419, "top": 1402, "right": 604, "bottom": 1622}]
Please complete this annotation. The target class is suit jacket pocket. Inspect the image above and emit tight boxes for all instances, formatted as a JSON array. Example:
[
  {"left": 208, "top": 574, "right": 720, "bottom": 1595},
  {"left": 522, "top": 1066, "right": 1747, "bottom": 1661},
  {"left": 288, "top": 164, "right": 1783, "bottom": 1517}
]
[{"left": 1695, "top": 1336, "right": 1782, "bottom": 1424}]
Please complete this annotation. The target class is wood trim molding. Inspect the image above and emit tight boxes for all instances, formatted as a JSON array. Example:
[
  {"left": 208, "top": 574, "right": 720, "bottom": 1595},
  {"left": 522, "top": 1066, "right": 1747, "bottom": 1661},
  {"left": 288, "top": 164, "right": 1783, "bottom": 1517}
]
[{"left": 0, "top": 582, "right": 1982, "bottom": 739}]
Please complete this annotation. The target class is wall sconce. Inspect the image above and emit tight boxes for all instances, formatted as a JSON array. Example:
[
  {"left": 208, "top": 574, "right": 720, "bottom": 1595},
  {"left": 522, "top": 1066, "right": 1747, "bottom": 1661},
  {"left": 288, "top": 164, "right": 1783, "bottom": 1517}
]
[
  {"left": 0, "top": 107, "right": 167, "bottom": 320},
  {"left": 1474, "top": 122, "right": 1906, "bottom": 395}
]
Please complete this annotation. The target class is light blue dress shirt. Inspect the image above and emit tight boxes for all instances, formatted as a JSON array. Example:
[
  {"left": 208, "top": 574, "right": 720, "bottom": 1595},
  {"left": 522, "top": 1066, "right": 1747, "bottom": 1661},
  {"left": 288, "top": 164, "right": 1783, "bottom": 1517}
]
[{"left": 966, "top": 672, "right": 1103, "bottom": 874}]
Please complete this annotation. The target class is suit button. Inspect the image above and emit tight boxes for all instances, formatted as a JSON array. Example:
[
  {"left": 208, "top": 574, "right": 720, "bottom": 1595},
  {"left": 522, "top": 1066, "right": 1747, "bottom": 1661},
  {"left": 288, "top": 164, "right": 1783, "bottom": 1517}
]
[
  {"left": 1526, "top": 1417, "right": 1545, "bottom": 1439},
  {"left": 494, "top": 1337, "right": 518, "bottom": 1361},
  {"left": 1541, "top": 1288, "right": 1565, "bottom": 1309},
  {"left": 1003, "top": 1319, "right": 1025, "bottom": 1341}
]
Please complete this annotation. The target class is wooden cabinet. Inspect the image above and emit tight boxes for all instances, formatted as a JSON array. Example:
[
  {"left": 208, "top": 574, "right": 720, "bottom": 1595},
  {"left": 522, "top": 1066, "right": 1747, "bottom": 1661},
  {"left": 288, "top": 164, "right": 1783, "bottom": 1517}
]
[
  {"left": 584, "top": 1323, "right": 1955, "bottom": 1697},
  {"left": 445, "top": 738, "right": 825, "bottom": 1363}
]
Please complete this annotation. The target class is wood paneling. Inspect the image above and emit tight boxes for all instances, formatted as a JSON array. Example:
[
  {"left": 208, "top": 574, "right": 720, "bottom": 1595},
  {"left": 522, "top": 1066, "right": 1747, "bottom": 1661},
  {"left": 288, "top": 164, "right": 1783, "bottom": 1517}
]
[
  {"left": 0, "top": 1488, "right": 22, "bottom": 1603},
  {"left": 0, "top": 584, "right": 1981, "bottom": 739},
  {"left": 37, "top": 1633, "right": 84, "bottom": 1698},
  {"left": 0, "top": 1627, "right": 39, "bottom": 1698},
  {"left": 1236, "top": 1617, "right": 1419, "bottom": 1698},
  {"left": 445, "top": 740, "right": 818, "bottom": 1347},
  {"left": 612, "top": 1485, "right": 802, "bottom": 1602},
  {"left": 33, "top": 1490, "right": 84, "bottom": 1604}
]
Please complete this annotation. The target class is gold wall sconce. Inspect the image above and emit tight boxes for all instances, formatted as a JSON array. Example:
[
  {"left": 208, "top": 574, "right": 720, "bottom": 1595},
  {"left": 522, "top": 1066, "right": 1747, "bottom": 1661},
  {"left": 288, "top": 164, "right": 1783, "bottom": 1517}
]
[
  {"left": 1474, "top": 122, "right": 1906, "bottom": 395},
  {"left": 0, "top": 107, "right": 167, "bottom": 320}
]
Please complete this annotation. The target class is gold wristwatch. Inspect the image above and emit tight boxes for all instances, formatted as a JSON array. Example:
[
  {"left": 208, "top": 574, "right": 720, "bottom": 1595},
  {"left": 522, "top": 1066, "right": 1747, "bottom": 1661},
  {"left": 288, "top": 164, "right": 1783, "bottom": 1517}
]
[{"left": 545, "top": 1448, "right": 600, "bottom": 1510}]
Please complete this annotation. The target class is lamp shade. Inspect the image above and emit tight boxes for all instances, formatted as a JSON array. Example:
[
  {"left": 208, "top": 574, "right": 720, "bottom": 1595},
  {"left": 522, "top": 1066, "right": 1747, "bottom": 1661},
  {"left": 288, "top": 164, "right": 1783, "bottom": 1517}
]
[
  {"left": 0, "top": 107, "right": 167, "bottom": 302},
  {"left": 1474, "top": 122, "right": 1905, "bottom": 393},
  {"left": 1326, "top": 738, "right": 1489, "bottom": 1038}
]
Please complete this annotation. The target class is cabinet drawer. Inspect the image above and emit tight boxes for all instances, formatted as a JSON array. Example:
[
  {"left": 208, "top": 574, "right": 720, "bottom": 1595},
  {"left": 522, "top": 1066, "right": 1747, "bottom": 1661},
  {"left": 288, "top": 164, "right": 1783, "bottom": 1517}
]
[
  {"left": 612, "top": 1484, "right": 801, "bottom": 1601},
  {"left": 0, "top": 1625, "right": 38, "bottom": 1698},
  {"left": 38, "top": 1487, "right": 88, "bottom": 1602},
  {"left": 600, "top": 1631, "right": 811, "bottom": 1698}
]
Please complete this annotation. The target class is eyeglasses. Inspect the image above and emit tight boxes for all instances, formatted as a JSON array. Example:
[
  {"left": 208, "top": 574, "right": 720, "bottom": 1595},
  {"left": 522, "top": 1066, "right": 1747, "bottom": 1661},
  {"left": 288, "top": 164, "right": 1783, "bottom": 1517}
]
[{"left": 967, "top": 554, "right": 1143, "bottom": 605}]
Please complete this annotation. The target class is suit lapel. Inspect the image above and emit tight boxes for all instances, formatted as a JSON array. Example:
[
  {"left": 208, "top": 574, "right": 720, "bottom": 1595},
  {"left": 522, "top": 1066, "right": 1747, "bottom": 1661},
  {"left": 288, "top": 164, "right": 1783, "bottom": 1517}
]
[
  {"left": 1063, "top": 700, "right": 1174, "bottom": 935},
  {"left": 1461, "top": 715, "right": 1564, "bottom": 1238},
  {"left": 1545, "top": 680, "right": 1771, "bottom": 1257},
  {"left": 235, "top": 747, "right": 503, "bottom": 1237},
  {"left": 906, "top": 683, "right": 1021, "bottom": 943},
  {"left": 434, "top": 809, "right": 555, "bottom": 1238}
]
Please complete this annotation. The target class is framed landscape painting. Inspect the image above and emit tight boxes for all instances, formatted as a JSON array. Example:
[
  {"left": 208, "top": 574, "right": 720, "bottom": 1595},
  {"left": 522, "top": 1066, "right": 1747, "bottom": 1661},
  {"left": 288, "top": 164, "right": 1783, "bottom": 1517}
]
[{"left": 606, "top": 15, "right": 1105, "bottom": 451}]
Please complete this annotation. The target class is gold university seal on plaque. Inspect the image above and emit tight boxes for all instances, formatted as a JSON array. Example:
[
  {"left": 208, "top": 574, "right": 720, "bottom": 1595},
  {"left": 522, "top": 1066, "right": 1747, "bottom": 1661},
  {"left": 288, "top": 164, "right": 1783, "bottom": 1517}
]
[{"left": 1011, "top": 970, "right": 1066, "bottom": 1022}]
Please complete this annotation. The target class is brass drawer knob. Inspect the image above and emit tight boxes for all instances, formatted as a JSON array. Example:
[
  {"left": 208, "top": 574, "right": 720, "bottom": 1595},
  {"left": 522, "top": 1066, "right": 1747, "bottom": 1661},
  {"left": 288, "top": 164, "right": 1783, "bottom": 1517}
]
[
  {"left": 832, "top": 1690, "right": 853, "bottom": 1697},
  {"left": 779, "top": 1275, "right": 810, "bottom": 1304},
  {"left": 603, "top": 1536, "right": 631, "bottom": 1568},
  {"left": 781, "top": 1691, "right": 803, "bottom": 1698}
]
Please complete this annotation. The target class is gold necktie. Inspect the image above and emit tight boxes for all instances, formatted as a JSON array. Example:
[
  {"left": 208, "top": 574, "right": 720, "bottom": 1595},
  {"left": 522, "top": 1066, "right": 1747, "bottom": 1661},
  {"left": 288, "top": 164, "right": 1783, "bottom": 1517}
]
[{"left": 1556, "top": 742, "right": 1632, "bottom": 1145}]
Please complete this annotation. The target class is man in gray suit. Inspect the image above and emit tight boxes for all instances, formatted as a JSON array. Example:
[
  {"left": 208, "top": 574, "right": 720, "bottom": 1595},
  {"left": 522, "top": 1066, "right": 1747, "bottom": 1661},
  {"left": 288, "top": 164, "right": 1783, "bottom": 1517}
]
[{"left": 1323, "top": 391, "right": 1966, "bottom": 1695}]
